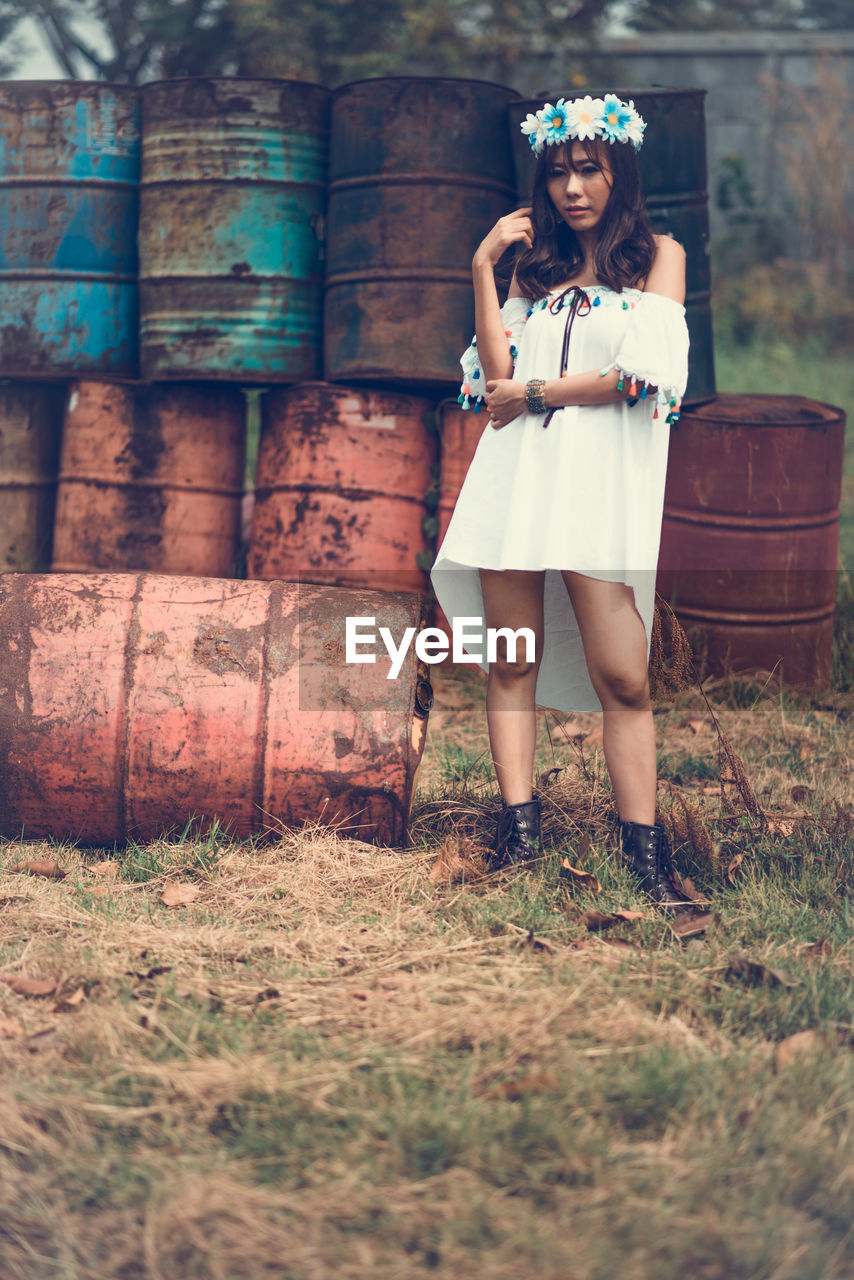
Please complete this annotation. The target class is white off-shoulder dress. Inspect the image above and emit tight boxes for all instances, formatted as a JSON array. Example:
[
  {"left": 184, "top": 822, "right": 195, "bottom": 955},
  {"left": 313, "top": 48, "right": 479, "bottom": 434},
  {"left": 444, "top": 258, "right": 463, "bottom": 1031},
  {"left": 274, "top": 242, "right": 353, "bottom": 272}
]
[{"left": 430, "top": 284, "right": 690, "bottom": 713}]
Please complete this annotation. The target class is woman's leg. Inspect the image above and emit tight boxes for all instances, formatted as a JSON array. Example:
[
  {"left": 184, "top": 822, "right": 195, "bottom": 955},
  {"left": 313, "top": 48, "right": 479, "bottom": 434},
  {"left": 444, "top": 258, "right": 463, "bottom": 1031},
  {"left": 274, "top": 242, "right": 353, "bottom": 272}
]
[
  {"left": 560, "top": 571, "right": 656, "bottom": 825},
  {"left": 479, "top": 568, "right": 545, "bottom": 805}
]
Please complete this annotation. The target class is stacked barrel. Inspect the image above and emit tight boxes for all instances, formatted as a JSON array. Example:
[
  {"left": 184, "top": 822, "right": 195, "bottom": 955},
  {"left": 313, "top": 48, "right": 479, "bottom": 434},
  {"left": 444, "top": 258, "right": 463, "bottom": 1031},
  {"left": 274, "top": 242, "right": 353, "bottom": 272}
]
[{"left": 0, "top": 76, "right": 844, "bottom": 849}]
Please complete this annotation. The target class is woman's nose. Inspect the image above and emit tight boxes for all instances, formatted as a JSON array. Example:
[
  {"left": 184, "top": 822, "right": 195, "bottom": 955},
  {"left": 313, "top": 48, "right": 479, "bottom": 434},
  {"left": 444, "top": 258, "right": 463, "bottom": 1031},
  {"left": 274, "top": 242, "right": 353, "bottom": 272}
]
[{"left": 565, "top": 170, "right": 583, "bottom": 196}]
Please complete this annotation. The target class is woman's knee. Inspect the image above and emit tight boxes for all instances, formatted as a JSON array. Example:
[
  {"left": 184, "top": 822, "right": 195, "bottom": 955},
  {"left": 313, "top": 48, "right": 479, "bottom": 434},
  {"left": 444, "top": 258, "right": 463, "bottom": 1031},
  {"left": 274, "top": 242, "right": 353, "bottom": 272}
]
[{"left": 591, "top": 662, "right": 650, "bottom": 709}]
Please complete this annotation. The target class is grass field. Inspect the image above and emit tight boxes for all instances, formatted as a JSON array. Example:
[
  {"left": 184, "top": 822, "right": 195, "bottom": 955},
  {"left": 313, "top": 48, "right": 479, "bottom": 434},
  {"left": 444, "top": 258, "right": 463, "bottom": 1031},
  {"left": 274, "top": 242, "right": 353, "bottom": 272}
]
[{"left": 2, "top": 657, "right": 854, "bottom": 1278}]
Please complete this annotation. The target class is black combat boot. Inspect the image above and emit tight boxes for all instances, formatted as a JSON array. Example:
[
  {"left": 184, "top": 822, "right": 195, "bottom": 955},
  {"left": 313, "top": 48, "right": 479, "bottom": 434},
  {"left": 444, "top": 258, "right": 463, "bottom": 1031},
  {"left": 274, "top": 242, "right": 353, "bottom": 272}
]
[
  {"left": 488, "top": 797, "right": 541, "bottom": 871},
  {"left": 620, "top": 820, "right": 692, "bottom": 914}
]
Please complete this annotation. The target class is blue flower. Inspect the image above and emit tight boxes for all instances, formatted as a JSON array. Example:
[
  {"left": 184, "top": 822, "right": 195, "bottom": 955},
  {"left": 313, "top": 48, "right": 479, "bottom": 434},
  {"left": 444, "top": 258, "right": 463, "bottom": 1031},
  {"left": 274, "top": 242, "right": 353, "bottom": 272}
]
[
  {"left": 600, "top": 94, "right": 633, "bottom": 144},
  {"left": 541, "top": 99, "right": 572, "bottom": 146}
]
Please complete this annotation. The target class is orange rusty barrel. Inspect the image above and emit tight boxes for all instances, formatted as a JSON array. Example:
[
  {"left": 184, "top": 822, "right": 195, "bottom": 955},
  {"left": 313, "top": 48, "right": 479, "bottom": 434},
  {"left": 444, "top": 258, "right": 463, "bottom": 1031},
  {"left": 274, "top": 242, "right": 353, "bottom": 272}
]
[
  {"left": 324, "top": 77, "right": 518, "bottom": 390},
  {"left": 249, "top": 382, "right": 437, "bottom": 593},
  {"left": 51, "top": 381, "right": 246, "bottom": 577},
  {"left": 0, "top": 573, "right": 433, "bottom": 845},
  {"left": 0, "top": 383, "right": 65, "bottom": 571},
  {"left": 656, "top": 394, "right": 846, "bottom": 687}
]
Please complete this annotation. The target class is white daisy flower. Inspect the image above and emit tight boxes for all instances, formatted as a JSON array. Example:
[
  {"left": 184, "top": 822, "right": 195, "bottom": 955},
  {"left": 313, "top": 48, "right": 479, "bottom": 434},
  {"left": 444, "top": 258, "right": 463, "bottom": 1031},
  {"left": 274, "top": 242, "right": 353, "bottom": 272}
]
[
  {"left": 565, "top": 95, "right": 605, "bottom": 142},
  {"left": 520, "top": 110, "right": 548, "bottom": 153},
  {"left": 623, "top": 101, "right": 647, "bottom": 150}
]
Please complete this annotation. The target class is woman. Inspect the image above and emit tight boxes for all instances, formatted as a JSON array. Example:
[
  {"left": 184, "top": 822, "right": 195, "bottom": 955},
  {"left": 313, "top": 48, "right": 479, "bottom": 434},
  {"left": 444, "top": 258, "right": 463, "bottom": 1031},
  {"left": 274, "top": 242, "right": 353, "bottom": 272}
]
[{"left": 430, "top": 95, "right": 690, "bottom": 911}]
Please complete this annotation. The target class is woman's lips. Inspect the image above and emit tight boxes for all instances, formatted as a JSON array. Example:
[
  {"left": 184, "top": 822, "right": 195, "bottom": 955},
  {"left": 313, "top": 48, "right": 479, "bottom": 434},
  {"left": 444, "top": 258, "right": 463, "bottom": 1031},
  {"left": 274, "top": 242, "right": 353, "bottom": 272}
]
[{"left": 566, "top": 207, "right": 588, "bottom": 216}]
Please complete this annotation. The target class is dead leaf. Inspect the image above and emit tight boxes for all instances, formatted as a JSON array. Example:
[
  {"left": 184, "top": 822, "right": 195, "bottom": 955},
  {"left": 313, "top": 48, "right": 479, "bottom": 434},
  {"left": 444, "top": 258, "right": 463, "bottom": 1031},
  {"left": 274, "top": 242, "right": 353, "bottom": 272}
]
[
  {"left": 766, "top": 816, "right": 799, "bottom": 838},
  {"left": 797, "top": 743, "right": 813, "bottom": 761},
  {"left": 521, "top": 930, "right": 555, "bottom": 955},
  {"left": 775, "top": 1030, "right": 821, "bottom": 1071},
  {"left": 671, "top": 871, "right": 711, "bottom": 908},
  {"left": 726, "top": 853, "right": 745, "bottom": 883},
  {"left": 670, "top": 911, "right": 713, "bottom": 939},
  {"left": 725, "top": 952, "right": 797, "bottom": 988},
  {"left": 429, "top": 837, "right": 486, "bottom": 884},
  {"left": 159, "top": 882, "right": 200, "bottom": 908},
  {"left": 89, "top": 885, "right": 111, "bottom": 897},
  {"left": 582, "top": 908, "right": 646, "bottom": 932},
  {"left": 560, "top": 857, "right": 602, "bottom": 893},
  {"left": 90, "top": 861, "right": 118, "bottom": 879},
  {"left": 0, "top": 1019, "right": 24, "bottom": 1038},
  {"left": 803, "top": 940, "right": 831, "bottom": 959},
  {"left": 583, "top": 725, "right": 604, "bottom": 747},
  {"left": 790, "top": 785, "right": 814, "bottom": 805},
  {"left": 10, "top": 860, "right": 65, "bottom": 880},
  {"left": 480, "top": 1072, "right": 561, "bottom": 1100},
  {"left": 53, "top": 986, "right": 85, "bottom": 1012},
  {"left": 686, "top": 719, "right": 706, "bottom": 735},
  {"left": 0, "top": 976, "right": 58, "bottom": 997}
]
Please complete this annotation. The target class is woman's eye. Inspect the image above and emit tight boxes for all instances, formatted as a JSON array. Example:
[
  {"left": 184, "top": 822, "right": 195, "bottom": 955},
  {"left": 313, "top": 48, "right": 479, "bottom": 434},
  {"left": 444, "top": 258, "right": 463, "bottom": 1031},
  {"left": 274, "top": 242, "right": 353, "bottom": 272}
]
[{"left": 548, "top": 167, "right": 564, "bottom": 177}]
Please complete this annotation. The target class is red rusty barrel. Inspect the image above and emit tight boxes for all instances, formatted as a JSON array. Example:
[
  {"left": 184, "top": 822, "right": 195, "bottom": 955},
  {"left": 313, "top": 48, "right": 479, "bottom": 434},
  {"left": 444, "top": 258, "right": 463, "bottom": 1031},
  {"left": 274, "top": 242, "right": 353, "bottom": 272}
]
[
  {"left": 0, "top": 573, "right": 432, "bottom": 845},
  {"left": 51, "top": 381, "right": 246, "bottom": 577},
  {"left": 656, "top": 394, "right": 845, "bottom": 687},
  {"left": 0, "top": 383, "right": 65, "bottom": 571},
  {"left": 248, "top": 382, "right": 437, "bottom": 593},
  {"left": 324, "top": 77, "right": 518, "bottom": 390}
]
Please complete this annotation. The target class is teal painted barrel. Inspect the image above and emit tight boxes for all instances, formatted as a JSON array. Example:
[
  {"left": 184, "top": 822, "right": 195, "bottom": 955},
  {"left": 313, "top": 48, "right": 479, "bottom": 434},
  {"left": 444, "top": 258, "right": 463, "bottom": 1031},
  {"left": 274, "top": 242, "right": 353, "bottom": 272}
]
[
  {"left": 324, "top": 77, "right": 519, "bottom": 390},
  {"left": 509, "top": 88, "right": 715, "bottom": 407},
  {"left": 139, "top": 77, "right": 329, "bottom": 382},
  {"left": 0, "top": 82, "right": 140, "bottom": 379}
]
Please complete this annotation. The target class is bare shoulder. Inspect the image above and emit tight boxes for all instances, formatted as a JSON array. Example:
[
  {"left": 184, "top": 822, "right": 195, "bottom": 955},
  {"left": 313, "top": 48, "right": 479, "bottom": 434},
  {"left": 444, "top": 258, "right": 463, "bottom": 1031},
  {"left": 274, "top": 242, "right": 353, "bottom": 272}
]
[
  {"left": 644, "top": 235, "right": 687, "bottom": 304},
  {"left": 652, "top": 234, "right": 686, "bottom": 262}
]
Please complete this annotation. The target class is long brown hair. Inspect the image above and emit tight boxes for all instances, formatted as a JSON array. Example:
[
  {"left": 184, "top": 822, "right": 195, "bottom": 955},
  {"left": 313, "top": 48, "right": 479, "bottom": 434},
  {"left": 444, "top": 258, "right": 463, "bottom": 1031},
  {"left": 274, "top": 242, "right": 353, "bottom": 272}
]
[{"left": 514, "top": 137, "right": 656, "bottom": 300}]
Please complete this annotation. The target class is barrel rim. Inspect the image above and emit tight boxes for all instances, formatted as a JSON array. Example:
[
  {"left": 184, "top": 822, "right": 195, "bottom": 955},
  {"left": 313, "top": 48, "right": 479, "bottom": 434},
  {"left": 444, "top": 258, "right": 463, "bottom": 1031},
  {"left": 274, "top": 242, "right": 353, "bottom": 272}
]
[
  {"left": 332, "top": 75, "right": 522, "bottom": 99},
  {"left": 681, "top": 392, "right": 846, "bottom": 427},
  {"left": 141, "top": 74, "right": 330, "bottom": 95},
  {"left": 512, "top": 86, "right": 708, "bottom": 107},
  {"left": 0, "top": 80, "right": 140, "bottom": 95},
  {"left": 259, "top": 379, "right": 436, "bottom": 403}
]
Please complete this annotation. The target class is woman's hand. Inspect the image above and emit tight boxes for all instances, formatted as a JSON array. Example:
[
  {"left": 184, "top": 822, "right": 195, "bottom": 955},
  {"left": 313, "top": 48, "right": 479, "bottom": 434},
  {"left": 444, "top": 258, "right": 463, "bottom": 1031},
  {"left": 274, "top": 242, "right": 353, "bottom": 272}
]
[
  {"left": 472, "top": 208, "right": 534, "bottom": 271},
  {"left": 485, "top": 379, "right": 527, "bottom": 430}
]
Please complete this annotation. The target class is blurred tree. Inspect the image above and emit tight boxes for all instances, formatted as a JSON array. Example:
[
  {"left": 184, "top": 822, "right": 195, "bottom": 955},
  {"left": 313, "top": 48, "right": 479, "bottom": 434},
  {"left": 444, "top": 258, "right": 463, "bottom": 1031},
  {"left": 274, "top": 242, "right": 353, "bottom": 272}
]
[
  {"left": 0, "top": 0, "right": 237, "bottom": 81},
  {"left": 0, "top": 0, "right": 616, "bottom": 84},
  {"left": 2, "top": 0, "right": 849, "bottom": 85}
]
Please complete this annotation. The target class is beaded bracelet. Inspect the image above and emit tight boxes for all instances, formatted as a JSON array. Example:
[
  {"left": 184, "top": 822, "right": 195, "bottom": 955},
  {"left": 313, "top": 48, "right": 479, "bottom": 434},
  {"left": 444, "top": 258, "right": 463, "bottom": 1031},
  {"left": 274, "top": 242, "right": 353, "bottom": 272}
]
[{"left": 525, "top": 378, "right": 547, "bottom": 414}]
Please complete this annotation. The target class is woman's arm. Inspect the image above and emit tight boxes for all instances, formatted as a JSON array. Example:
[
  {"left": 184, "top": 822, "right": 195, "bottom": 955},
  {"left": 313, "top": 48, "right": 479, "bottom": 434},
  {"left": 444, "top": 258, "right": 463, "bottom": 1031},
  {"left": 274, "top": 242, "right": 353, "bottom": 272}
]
[
  {"left": 485, "top": 236, "right": 686, "bottom": 428},
  {"left": 471, "top": 208, "right": 534, "bottom": 384}
]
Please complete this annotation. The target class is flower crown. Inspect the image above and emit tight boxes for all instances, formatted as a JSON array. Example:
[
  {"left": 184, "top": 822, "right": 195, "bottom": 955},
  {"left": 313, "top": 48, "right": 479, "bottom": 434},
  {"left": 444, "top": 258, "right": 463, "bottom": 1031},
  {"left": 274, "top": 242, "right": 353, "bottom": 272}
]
[{"left": 521, "top": 94, "right": 646, "bottom": 156}]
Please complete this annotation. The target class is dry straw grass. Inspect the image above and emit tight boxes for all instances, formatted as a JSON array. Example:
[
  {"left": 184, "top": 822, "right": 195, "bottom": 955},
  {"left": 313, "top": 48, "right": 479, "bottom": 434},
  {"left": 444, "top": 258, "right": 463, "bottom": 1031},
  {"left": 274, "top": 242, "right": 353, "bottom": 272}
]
[{"left": 1, "top": 663, "right": 854, "bottom": 1278}]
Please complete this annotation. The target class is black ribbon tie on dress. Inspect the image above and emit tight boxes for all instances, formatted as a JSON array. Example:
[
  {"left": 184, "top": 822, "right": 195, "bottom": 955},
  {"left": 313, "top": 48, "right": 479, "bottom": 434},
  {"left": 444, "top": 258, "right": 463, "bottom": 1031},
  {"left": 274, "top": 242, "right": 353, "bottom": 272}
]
[{"left": 542, "top": 285, "right": 592, "bottom": 430}]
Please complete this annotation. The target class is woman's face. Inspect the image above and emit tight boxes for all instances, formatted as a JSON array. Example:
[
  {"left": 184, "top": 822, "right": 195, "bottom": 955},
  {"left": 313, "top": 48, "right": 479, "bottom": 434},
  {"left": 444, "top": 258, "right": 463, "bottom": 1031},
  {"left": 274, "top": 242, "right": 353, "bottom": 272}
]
[{"left": 545, "top": 141, "right": 614, "bottom": 233}]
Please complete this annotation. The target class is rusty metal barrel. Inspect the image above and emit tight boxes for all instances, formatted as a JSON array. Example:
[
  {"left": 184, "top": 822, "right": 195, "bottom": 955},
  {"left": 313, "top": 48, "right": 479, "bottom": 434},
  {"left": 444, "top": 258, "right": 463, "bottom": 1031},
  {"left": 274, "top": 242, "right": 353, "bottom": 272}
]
[
  {"left": 0, "top": 383, "right": 65, "bottom": 571},
  {"left": 249, "top": 383, "right": 437, "bottom": 593},
  {"left": 51, "top": 381, "right": 246, "bottom": 577},
  {"left": 0, "top": 573, "right": 432, "bottom": 845},
  {"left": 139, "top": 77, "right": 329, "bottom": 382},
  {"left": 0, "top": 81, "right": 140, "bottom": 379},
  {"left": 656, "top": 394, "right": 846, "bottom": 686},
  {"left": 324, "top": 77, "right": 519, "bottom": 390},
  {"left": 509, "top": 88, "right": 714, "bottom": 407}
]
